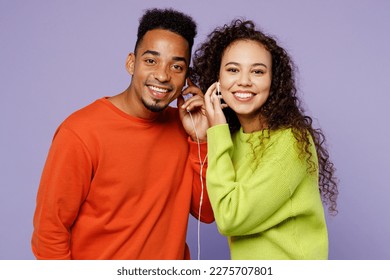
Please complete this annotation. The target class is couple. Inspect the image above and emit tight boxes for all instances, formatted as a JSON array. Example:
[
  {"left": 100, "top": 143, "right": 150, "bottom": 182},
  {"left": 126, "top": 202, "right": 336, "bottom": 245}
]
[{"left": 32, "top": 8, "right": 338, "bottom": 260}]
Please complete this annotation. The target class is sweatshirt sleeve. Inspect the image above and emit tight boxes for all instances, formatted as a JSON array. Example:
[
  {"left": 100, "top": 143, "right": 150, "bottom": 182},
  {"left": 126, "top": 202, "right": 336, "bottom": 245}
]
[
  {"left": 206, "top": 124, "right": 309, "bottom": 236},
  {"left": 188, "top": 138, "right": 214, "bottom": 224},
  {"left": 31, "top": 126, "right": 93, "bottom": 259}
]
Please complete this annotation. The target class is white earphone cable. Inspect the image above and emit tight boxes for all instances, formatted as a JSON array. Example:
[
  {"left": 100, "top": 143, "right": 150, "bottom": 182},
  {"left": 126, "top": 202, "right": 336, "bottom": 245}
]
[{"left": 187, "top": 109, "right": 207, "bottom": 260}]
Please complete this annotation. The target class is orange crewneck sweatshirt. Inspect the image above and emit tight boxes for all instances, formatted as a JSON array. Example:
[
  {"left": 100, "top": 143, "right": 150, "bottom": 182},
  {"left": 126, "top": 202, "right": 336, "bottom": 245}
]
[{"left": 32, "top": 97, "right": 213, "bottom": 259}]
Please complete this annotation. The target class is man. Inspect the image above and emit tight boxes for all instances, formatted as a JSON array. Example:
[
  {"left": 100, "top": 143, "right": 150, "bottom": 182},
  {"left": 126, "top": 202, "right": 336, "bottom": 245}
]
[{"left": 32, "top": 8, "right": 213, "bottom": 260}]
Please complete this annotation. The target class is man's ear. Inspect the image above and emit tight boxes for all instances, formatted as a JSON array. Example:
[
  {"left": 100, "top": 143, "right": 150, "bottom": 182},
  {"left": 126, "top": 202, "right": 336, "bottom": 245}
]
[{"left": 125, "top": 53, "right": 135, "bottom": 75}]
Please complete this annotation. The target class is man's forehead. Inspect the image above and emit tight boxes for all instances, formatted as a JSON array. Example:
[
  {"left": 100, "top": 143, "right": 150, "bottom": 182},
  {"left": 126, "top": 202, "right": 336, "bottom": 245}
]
[{"left": 137, "top": 29, "right": 190, "bottom": 57}]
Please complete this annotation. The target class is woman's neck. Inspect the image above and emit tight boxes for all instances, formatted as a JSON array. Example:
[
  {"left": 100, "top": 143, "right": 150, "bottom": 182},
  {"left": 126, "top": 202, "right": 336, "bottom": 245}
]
[{"left": 238, "top": 113, "right": 268, "bottom": 133}]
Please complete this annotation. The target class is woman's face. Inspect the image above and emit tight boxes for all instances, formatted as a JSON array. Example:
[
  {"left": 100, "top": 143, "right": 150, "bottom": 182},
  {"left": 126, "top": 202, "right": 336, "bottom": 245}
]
[{"left": 219, "top": 39, "right": 272, "bottom": 123}]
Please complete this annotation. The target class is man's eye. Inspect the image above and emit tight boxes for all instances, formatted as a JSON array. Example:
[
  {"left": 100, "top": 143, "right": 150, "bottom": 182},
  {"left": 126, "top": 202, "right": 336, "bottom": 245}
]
[
  {"left": 145, "top": 59, "right": 156, "bottom": 64},
  {"left": 172, "top": 64, "right": 184, "bottom": 71}
]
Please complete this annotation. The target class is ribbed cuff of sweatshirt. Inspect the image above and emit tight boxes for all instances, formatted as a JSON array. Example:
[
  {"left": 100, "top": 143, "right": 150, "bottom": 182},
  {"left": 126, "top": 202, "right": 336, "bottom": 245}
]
[{"left": 188, "top": 136, "right": 207, "bottom": 162}]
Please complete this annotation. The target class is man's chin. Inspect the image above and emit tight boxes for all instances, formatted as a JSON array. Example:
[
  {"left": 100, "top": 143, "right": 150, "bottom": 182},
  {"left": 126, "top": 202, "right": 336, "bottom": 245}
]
[{"left": 142, "top": 100, "right": 169, "bottom": 113}]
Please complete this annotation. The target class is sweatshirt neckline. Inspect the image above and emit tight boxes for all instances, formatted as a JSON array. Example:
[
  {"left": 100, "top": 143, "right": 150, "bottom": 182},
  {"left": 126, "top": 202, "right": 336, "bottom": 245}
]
[{"left": 98, "top": 97, "right": 166, "bottom": 124}]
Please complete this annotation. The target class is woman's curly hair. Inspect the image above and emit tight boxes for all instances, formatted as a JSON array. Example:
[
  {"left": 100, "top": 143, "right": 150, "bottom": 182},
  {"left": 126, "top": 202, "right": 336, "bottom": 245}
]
[{"left": 191, "top": 19, "right": 338, "bottom": 215}]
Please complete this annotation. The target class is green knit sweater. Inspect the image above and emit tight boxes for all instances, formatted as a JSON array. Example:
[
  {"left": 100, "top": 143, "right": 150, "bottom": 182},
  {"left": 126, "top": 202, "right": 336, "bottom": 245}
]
[{"left": 206, "top": 124, "right": 328, "bottom": 259}]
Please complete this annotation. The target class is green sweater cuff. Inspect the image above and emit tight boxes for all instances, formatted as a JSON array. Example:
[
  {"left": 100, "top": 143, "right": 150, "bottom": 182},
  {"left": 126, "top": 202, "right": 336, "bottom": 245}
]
[{"left": 207, "top": 124, "right": 232, "bottom": 159}]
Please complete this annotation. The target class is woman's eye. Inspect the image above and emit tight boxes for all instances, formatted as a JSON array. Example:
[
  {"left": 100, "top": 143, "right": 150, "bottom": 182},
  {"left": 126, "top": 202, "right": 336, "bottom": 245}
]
[
  {"left": 253, "top": 70, "right": 264, "bottom": 74},
  {"left": 227, "top": 68, "right": 238, "bottom": 73}
]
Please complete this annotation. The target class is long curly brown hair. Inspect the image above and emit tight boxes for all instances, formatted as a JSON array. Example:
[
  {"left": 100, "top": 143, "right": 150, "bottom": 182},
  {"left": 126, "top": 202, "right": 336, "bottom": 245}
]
[{"left": 191, "top": 19, "right": 338, "bottom": 215}]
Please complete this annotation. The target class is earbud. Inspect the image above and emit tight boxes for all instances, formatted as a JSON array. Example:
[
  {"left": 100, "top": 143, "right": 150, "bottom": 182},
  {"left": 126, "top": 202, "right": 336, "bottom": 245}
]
[{"left": 216, "top": 81, "right": 226, "bottom": 105}]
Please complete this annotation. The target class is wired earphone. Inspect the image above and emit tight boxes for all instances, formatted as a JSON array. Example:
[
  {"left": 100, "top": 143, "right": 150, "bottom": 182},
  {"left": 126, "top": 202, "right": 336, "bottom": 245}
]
[
  {"left": 186, "top": 106, "right": 208, "bottom": 260},
  {"left": 185, "top": 81, "right": 221, "bottom": 260}
]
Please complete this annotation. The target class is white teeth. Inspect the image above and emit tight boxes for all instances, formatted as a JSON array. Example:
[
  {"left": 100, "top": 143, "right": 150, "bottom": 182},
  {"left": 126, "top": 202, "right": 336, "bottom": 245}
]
[
  {"left": 149, "top": 86, "right": 168, "bottom": 93},
  {"left": 234, "top": 92, "right": 253, "bottom": 99}
]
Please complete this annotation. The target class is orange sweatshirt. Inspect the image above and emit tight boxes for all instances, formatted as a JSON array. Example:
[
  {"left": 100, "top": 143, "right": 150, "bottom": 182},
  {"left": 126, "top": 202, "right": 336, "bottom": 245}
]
[{"left": 32, "top": 97, "right": 213, "bottom": 260}]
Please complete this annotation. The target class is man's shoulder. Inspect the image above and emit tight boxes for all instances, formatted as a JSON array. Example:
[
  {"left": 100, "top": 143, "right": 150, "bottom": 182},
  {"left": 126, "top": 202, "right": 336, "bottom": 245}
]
[
  {"left": 64, "top": 98, "right": 106, "bottom": 122},
  {"left": 58, "top": 98, "right": 108, "bottom": 131}
]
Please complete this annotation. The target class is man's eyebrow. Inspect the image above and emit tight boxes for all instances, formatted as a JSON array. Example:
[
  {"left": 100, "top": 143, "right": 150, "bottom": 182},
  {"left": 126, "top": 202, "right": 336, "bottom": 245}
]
[
  {"left": 141, "top": 50, "right": 187, "bottom": 63},
  {"left": 172, "top": 56, "right": 187, "bottom": 63},
  {"left": 141, "top": 50, "right": 160, "bottom": 56}
]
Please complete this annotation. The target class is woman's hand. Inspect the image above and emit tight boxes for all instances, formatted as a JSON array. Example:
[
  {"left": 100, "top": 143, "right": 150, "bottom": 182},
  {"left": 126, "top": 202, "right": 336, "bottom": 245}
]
[{"left": 204, "top": 82, "right": 228, "bottom": 127}]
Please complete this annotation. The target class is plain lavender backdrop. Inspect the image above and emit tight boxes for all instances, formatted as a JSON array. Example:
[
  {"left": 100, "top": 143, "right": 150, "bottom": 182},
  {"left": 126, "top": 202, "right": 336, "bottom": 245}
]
[{"left": 1, "top": 0, "right": 389, "bottom": 260}]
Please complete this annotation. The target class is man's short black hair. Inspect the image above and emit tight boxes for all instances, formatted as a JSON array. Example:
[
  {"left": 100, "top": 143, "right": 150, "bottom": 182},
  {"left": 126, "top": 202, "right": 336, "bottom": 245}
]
[{"left": 134, "top": 8, "right": 197, "bottom": 54}]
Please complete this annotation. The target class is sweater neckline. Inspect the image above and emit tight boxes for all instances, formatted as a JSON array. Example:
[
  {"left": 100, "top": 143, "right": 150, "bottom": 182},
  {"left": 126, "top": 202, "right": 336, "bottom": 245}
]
[{"left": 238, "top": 127, "right": 270, "bottom": 142}]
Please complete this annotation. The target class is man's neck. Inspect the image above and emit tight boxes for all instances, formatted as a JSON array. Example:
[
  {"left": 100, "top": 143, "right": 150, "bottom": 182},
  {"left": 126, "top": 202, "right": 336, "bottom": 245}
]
[{"left": 108, "top": 89, "right": 160, "bottom": 120}]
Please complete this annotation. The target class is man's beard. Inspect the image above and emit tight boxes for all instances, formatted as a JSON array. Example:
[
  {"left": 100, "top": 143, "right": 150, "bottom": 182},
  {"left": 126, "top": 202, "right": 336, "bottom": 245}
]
[{"left": 142, "top": 97, "right": 169, "bottom": 113}]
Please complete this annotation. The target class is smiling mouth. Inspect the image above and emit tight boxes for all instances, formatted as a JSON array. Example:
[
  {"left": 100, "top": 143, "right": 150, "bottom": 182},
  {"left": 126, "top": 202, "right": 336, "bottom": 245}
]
[
  {"left": 233, "top": 92, "right": 254, "bottom": 100},
  {"left": 148, "top": 85, "right": 170, "bottom": 99}
]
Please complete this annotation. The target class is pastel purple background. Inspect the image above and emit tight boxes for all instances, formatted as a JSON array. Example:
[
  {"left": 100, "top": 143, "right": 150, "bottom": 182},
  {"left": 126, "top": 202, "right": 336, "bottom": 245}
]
[{"left": 1, "top": 0, "right": 389, "bottom": 260}]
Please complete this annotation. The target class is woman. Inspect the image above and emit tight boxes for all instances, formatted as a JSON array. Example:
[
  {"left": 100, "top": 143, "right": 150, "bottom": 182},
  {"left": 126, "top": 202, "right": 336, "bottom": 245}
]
[{"left": 191, "top": 19, "right": 338, "bottom": 259}]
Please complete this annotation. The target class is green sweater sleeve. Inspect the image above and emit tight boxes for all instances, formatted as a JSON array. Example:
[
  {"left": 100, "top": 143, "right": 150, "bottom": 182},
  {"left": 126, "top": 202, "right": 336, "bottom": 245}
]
[{"left": 206, "top": 124, "right": 313, "bottom": 237}]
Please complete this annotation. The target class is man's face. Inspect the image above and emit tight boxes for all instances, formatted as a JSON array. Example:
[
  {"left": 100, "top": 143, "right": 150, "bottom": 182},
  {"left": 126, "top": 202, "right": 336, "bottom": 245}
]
[{"left": 127, "top": 29, "right": 190, "bottom": 113}]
